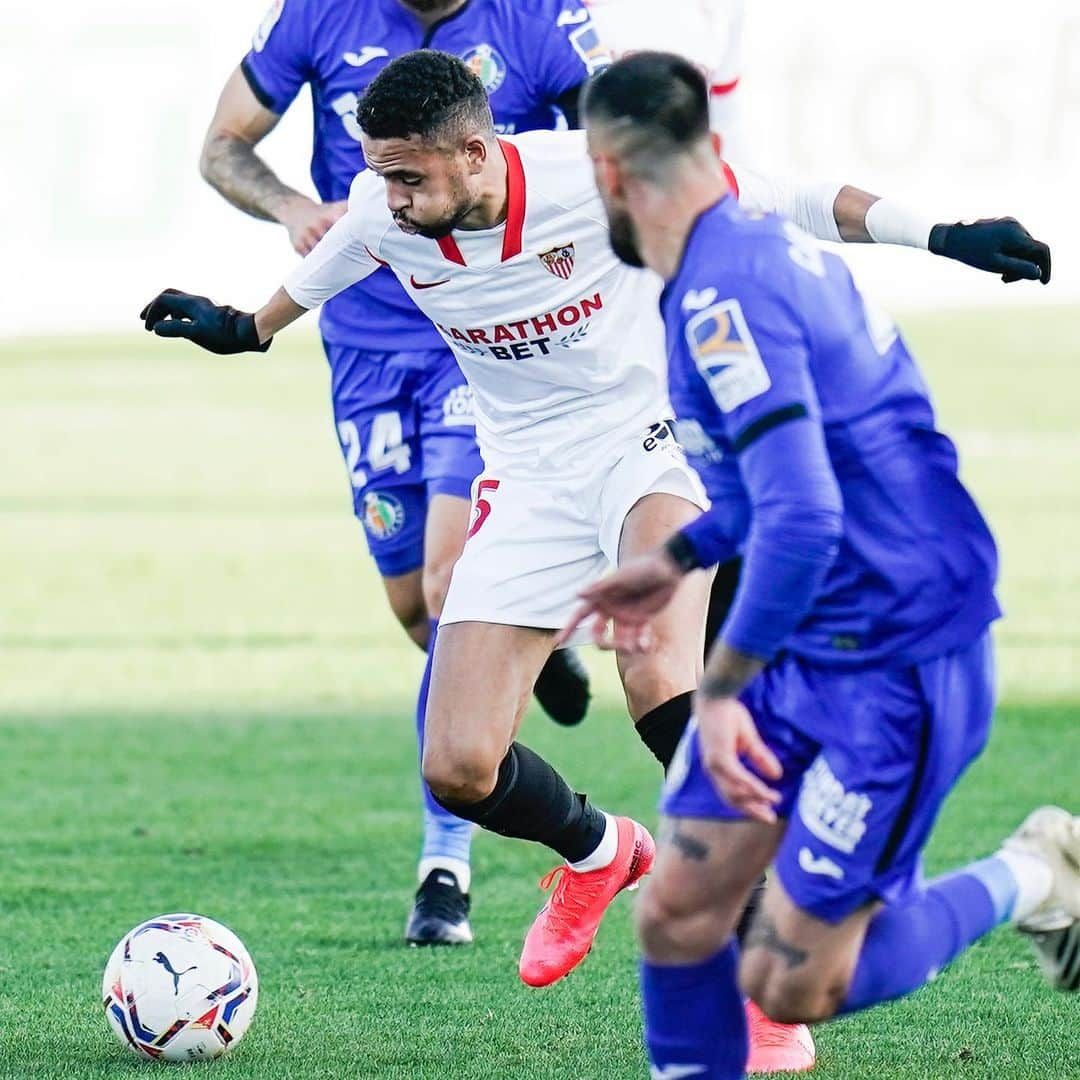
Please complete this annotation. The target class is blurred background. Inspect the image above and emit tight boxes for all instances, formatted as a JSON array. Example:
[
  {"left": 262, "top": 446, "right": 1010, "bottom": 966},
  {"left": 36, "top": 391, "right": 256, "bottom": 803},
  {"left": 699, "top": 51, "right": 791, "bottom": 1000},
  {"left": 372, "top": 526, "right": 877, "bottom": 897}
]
[
  {"left": 3, "top": 0, "right": 1078, "bottom": 335},
  {"left": 3, "top": 0, "right": 1077, "bottom": 715},
  {"left": 2, "top": 4, "right": 1077, "bottom": 1076}
]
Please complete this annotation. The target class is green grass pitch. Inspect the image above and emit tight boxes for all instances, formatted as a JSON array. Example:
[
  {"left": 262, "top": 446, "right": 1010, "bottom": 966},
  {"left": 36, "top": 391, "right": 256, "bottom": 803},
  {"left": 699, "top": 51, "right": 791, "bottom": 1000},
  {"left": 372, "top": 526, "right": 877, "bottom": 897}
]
[{"left": 1, "top": 307, "right": 1077, "bottom": 1078}]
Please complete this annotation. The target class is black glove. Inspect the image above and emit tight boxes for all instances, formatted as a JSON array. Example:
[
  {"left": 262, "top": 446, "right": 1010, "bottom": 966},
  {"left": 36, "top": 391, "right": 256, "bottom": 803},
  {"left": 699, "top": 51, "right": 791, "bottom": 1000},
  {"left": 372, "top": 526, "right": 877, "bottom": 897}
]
[
  {"left": 139, "top": 289, "right": 272, "bottom": 354},
  {"left": 928, "top": 218, "right": 1051, "bottom": 284}
]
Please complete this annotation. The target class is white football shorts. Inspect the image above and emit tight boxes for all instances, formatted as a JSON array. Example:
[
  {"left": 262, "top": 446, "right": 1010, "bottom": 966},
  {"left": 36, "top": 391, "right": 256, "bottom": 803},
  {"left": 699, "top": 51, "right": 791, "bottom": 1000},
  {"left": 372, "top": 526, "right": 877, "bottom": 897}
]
[{"left": 439, "top": 420, "right": 708, "bottom": 641}]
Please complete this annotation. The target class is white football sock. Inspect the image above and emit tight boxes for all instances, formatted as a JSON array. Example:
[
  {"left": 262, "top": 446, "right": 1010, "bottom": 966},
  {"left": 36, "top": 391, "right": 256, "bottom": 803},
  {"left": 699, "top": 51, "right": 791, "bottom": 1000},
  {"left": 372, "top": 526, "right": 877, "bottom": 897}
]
[
  {"left": 568, "top": 813, "right": 618, "bottom": 873},
  {"left": 995, "top": 847, "right": 1054, "bottom": 923},
  {"left": 418, "top": 856, "right": 471, "bottom": 894}
]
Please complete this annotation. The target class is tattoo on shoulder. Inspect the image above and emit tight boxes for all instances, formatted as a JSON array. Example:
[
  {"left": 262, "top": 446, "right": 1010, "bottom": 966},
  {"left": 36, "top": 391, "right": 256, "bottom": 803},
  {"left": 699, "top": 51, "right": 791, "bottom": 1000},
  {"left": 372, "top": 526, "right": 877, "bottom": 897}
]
[{"left": 744, "top": 913, "right": 808, "bottom": 969}]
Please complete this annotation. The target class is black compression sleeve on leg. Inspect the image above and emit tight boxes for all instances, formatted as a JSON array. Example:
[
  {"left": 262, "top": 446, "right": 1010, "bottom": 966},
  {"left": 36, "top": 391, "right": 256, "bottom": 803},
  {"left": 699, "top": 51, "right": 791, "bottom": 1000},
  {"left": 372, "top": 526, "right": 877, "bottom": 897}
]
[
  {"left": 705, "top": 557, "right": 743, "bottom": 657},
  {"left": 635, "top": 691, "right": 694, "bottom": 772},
  {"left": 434, "top": 743, "right": 607, "bottom": 864}
]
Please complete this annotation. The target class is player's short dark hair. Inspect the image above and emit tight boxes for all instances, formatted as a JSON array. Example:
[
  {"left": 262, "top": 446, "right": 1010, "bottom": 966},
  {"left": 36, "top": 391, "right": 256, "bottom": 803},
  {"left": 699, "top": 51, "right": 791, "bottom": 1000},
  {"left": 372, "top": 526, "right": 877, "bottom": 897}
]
[
  {"left": 582, "top": 52, "right": 710, "bottom": 175},
  {"left": 357, "top": 50, "right": 495, "bottom": 144}
]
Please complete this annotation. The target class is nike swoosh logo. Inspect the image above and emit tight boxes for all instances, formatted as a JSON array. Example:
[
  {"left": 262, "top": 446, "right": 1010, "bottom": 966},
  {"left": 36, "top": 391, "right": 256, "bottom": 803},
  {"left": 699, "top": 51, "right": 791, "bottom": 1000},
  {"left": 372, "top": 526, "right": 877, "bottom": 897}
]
[
  {"left": 343, "top": 47, "right": 388, "bottom": 67},
  {"left": 650, "top": 1066, "right": 707, "bottom": 1079},
  {"left": 556, "top": 9, "right": 590, "bottom": 26},
  {"left": 798, "top": 846, "right": 845, "bottom": 880},
  {"left": 410, "top": 275, "right": 451, "bottom": 289}
]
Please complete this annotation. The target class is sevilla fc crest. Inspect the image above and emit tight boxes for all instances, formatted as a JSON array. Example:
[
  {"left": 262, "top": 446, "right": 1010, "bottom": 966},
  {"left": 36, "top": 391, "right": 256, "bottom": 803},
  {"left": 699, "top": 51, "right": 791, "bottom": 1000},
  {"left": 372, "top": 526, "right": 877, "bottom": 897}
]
[{"left": 538, "top": 243, "right": 575, "bottom": 280}]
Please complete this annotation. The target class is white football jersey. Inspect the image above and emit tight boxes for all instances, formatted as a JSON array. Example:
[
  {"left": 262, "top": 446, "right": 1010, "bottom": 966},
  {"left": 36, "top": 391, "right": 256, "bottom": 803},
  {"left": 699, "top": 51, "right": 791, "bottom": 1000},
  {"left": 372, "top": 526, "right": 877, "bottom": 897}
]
[
  {"left": 584, "top": 0, "right": 746, "bottom": 150},
  {"left": 284, "top": 129, "right": 839, "bottom": 474},
  {"left": 286, "top": 130, "right": 668, "bottom": 476},
  {"left": 584, "top": 0, "right": 728, "bottom": 69}
]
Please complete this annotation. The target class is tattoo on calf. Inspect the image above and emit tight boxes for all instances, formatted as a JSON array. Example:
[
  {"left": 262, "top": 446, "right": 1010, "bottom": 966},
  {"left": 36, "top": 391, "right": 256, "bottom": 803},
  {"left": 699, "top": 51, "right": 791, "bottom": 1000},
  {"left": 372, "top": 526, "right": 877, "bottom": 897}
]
[{"left": 744, "top": 913, "right": 808, "bottom": 969}]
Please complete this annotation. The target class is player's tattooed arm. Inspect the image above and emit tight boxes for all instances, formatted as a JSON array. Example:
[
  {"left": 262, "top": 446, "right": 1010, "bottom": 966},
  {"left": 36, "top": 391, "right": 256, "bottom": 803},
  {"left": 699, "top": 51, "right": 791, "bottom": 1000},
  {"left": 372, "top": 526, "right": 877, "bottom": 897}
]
[
  {"left": 698, "top": 642, "right": 765, "bottom": 702},
  {"left": 201, "top": 130, "right": 302, "bottom": 224},
  {"left": 744, "top": 912, "right": 809, "bottom": 970},
  {"left": 199, "top": 67, "right": 297, "bottom": 222},
  {"left": 200, "top": 67, "right": 347, "bottom": 254}
]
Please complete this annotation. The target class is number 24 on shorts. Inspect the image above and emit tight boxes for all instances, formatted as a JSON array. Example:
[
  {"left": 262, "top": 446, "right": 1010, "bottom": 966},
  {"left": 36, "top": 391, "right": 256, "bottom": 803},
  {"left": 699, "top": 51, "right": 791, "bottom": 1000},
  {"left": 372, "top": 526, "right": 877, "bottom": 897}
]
[
  {"left": 337, "top": 412, "right": 412, "bottom": 489},
  {"left": 467, "top": 479, "right": 500, "bottom": 538}
]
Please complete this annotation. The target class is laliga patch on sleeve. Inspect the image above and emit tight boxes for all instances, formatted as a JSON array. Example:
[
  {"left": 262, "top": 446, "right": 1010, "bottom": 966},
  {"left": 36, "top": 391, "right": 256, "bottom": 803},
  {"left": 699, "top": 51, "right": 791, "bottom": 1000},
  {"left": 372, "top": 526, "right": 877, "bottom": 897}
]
[
  {"left": 685, "top": 298, "right": 771, "bottom": 412},
  {"left": 568, "top": 22, "right": 612, "bottom": 74},
  {"left": 252, "top": 0, "right": 285, "bottom": 52}
]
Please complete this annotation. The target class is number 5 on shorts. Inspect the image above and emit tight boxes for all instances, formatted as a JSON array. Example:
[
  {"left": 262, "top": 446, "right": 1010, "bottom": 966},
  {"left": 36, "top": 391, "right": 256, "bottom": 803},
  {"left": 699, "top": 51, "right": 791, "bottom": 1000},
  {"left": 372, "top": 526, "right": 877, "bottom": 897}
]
[{"left": 467, "top": 479, "right": 500, "bottom": 538}]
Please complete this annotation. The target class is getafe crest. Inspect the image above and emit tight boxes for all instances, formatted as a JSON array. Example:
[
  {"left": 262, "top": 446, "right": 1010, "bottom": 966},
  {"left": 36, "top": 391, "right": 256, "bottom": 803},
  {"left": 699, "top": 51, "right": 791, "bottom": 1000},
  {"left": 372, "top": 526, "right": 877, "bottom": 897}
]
[
  {"left": 461, "top": 44, "right": 506, "bottom": 93},
  {"left": 362, "top": 491, "right": 405, "bottom": 541},
  {"left": 538, "top": 243, "right": 575, "bottom": 280}
]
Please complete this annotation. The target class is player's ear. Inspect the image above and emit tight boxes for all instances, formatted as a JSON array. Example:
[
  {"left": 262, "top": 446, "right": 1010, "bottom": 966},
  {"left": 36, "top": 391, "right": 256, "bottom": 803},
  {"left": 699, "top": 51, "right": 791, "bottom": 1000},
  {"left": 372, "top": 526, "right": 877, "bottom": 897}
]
[
  {"left": 710, "top": 131, "right": 724, "bottom": 161},
  {"left": 463, "top": 133, "right": 488, "bottom": 174},
  {"left": 593, "top": 153, "right": 623, "bottom": 200}
]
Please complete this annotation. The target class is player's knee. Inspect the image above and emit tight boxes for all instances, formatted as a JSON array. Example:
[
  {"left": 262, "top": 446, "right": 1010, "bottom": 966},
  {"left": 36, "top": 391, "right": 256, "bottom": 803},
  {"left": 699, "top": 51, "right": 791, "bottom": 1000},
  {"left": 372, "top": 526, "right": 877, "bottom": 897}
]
[
  {"left": 421, "top": 744, "right": 500, "bottom": 806},
  {"left": 421, "top": 554, "right": 456, "bottom": 620},
  {"left": 742, "top": 959, "right": 846, "bottom": 1025},
  {"left": 384, "top": 580, "right": 429, "bottom": 647},
  {"left": 620, "top": 652, "right": 696, "bottom": 721},
  {"left": 635, "top": 884, "right": 729, "bottom": 964}
]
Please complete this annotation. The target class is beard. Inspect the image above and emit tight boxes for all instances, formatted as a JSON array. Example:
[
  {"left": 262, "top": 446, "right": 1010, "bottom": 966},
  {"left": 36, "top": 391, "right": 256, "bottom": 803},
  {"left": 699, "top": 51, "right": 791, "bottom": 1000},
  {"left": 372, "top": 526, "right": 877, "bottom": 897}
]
[
  {"left": 607, "top": 206, "right": 646, "bottom": 268},
  {"left": 397, "top": 208, "right": 460, "bottom": 238},
  {"left": 393, "top": 202, "right": 471, "bottom": 239},
  {"left": 394, "top": 174, "right": 477, "bottom": 239}
]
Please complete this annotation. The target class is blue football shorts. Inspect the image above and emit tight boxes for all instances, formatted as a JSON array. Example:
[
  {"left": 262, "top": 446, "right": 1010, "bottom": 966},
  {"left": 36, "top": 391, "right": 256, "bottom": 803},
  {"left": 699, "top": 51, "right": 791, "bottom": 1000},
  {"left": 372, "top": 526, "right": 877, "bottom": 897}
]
[
  {"left": 325, "top": 344, "right": 483, "bottom": 577},
  {"left": 662, "top": 630, "right": 996, "bottom": 922}
]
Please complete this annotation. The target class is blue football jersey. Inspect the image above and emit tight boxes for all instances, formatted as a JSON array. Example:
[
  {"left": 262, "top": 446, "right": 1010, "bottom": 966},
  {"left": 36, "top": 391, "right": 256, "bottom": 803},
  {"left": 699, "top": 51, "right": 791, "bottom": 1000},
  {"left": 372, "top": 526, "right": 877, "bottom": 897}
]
[
  {"left": 242, "top": 0, "right": 606, "bottom": 350},
  {"left": 665, "top": 197, "right": 1001, "bottom": 667}
]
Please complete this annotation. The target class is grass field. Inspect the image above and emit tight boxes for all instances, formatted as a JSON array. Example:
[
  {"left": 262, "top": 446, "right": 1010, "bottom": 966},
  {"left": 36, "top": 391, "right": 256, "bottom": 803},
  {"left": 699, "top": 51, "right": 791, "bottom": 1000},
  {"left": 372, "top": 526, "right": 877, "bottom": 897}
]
[{"left": 1, "top": 308, "right": 1078, "bottom": 1079}]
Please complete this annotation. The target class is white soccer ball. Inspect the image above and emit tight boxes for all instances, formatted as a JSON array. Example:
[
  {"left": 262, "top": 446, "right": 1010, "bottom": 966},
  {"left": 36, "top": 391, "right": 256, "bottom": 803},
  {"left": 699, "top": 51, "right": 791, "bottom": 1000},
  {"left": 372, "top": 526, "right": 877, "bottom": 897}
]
[{"left": 102, "top": 913, "right": 258, "bottom": 1062}]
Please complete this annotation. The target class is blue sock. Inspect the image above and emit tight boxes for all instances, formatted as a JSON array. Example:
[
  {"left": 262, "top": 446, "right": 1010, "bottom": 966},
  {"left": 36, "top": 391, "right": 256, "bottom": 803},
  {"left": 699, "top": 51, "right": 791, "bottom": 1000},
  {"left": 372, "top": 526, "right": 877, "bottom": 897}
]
[
  {"left": 641, "top": 941, "right": 747, "bottom": 1080},
  {"left": 416, "top": 619, "right": 473, "bottom": 878},
  {"left": 840, "top": 856, "right": 1017, "bottom": 1013}
]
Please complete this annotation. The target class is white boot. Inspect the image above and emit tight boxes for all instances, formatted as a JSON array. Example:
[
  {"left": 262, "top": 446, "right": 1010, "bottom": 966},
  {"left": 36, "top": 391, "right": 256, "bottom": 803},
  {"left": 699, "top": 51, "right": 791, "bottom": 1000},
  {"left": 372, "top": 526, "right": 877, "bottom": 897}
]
[{"left": 1003, "top": 806, "right": 1080, "bottom": 991}]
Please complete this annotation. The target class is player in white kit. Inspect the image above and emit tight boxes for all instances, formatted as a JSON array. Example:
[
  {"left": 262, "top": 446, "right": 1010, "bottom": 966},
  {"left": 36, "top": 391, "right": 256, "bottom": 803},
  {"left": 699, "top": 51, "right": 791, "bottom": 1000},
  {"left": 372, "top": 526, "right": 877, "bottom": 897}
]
[
  {"left": 140, "top": 50, "right": 1051, "bottom": 1007},
  {"left": 585, "top": 0, "right": 747, "bottom": 152}
]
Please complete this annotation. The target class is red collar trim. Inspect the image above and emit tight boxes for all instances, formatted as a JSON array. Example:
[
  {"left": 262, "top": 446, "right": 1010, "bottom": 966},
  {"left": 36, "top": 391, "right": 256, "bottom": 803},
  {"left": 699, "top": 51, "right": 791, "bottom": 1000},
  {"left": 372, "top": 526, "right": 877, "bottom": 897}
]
[
  {"left": 434, "top": 138, "right": 526, "bottom": 267},
  {"left": 436, "top": 234, "right": 466, "bottom": 266},
  {"left": 720, "top": 160, "right": 740, "bottom": 200},
  {"left": 364, "top": 244, "right": 390, "bottom": 268},
  {"left": 498, "top": 138, "right": 526, "bottom": 262}
]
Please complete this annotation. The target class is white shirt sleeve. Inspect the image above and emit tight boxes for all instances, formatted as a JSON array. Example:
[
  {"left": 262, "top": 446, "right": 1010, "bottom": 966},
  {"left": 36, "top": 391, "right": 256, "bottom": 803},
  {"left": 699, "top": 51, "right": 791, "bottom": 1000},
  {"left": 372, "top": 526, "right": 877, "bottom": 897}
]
[
  {"left": 728, "top": 160, "right": 843, "bottom": 245},
  {"left": 283, "top": 174, "right": 386, "bottom": 309}
]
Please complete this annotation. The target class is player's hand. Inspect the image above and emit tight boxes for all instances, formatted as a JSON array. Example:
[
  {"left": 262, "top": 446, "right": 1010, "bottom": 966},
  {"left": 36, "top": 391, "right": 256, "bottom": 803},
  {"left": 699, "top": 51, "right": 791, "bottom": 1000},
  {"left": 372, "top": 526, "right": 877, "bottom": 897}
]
[
  {"left": 555, "top": 549, "right": 683, "bottom": 651},
  {"left": 695, "top": 695, "right": 783, "bottom": 824},
  {"left": 139, "top": 289, "right": 271, "bottom": 354},
  {"left": 929, "top": 218, "right": 1051, "bottom": 284},
  {"left": 278, "top": 197, "right": 347, "bottom": 255}
]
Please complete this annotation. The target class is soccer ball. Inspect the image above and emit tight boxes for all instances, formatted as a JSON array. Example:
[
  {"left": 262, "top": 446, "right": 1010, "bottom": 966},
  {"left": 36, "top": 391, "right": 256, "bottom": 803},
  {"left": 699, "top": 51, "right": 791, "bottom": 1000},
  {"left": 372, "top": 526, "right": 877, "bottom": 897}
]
[{"left": 102, "top": 913, "right": 258, "bottom": 1062}]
